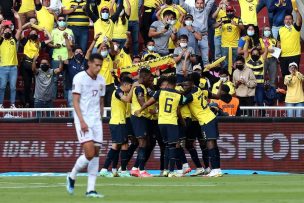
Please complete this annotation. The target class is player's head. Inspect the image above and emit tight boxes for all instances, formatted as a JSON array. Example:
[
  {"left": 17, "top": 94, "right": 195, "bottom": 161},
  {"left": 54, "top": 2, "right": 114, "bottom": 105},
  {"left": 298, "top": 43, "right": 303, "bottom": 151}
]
[
  {"left": 139, "top": 67, "right": 152, "bottom": 86},
  {"left": 166, "top": 75, "right": 177, "bottom": 89},
  {"left": 220, "top": 84, "right": 230, "bottom": 96},
  {"left": 182, "top": 76, "right": 194, "bottom": 93},
  {"left": 120, "top": 71, "right": 132, "bottom": 80},
  {"left": 88, "top": 53, "right": 103, "bottom": 76},
  {"left": 120, "top": 76, "right": 133, "bottom": 92},
  {"left": 157, "top": 76, "right": 169, "bottom": 89}
]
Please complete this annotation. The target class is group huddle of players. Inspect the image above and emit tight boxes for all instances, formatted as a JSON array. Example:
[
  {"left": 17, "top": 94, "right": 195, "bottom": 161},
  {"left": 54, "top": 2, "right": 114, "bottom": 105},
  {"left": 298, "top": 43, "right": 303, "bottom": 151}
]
[{"left": 100, "top": 67, "right": 223, "bottom": 178}]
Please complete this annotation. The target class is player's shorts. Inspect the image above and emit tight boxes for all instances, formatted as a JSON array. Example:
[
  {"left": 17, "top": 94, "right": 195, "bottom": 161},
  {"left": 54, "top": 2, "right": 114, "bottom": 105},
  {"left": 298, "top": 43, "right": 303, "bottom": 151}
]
[
  {"left": 109, "top": 124, "right": 128, "bottom": 144},
  {"left": 159, "top": 124, "right": 179, "bottom": 144},
  {"left": 130, "top": 115, "right": 148, "bottom": 138},
  {"left": 201, "top": 118, "right": 219, "bottom": 140},
  {"left": 187, "top": 121, "right": 204, "bottom": 141},
  {"left": 147, "top": 119, "right": 161, "bottom": 139},
  {"left": 75, "top": 122, "right": 103, "bottom": 146},
  {"left": 126, "top": 117, "right": 134, "bottom": 137},
  {"left": 179, "top": 117, "right": 192, "bottom": 140}
]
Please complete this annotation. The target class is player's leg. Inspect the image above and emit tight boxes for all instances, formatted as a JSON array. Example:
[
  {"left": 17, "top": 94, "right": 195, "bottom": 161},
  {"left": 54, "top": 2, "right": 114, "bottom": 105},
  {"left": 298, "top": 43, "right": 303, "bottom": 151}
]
[
  {"left": 166, "top": 125, "right": 180, "bottom": 178},
  {"left": 178, "top": 118, "right": 191, "bottom": 175},
  {"left": 199, "top": 139, "right": 211, "bottom": 174},
  {"left": 144, "top": 120, "right": 157, "bottom": 166},
  {"left": 111, "top": 144, "right": 121, "bottom": 177},
  {"left": 120, "top": 143, "right": 131, "bottom": 177},
  {"left": 155, "top": 126, "right": 165, "bottom": 175},
  {"left": 125, "top": 118, "right": 138, "bottom": 165}
]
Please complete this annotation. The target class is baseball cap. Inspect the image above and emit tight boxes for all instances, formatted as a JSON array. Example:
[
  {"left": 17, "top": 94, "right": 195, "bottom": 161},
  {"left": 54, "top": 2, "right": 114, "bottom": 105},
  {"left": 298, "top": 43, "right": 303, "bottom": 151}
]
[
  {"left": 101, "top": 7, "right": 109, "bottom": 12},
  {"left": 289, "top": 62, "right": 298, "bottom": 68},
  {"left": 193, "top": 64, "right": 202, "bottom": 71},
  {"left": 226, "top": 5, "right": 234, "bottom": 12},
  {"left": 184, "top": 14, "right": 193, "bottom": 20}
]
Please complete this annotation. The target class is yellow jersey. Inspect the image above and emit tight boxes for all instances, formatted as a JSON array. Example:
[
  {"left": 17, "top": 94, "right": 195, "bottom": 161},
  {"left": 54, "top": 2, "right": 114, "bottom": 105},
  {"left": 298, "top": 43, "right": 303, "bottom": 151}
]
[
  {"left": 126, "top": 102, "right": 132, "bottom": 118},
  {"left": 0, "top": 38, "right": 18, "bottom": 66},
  {"left": 142, "top": 51, "right": 161, "bottom": 61},
  {"left": 109, "top": 88, "right": 127, "bottom": 124},
  {"left": 24, "top": 40, "right": 40, "bottom": 59},
  {"left": 98, "top": 0, "right": 117, "bottom": 14},
  {"left": 18, "top": 0, "right": 35, "bottom": 13},
  {"left": 113, "top": 17, "right": 129, "bottom": 40},
  {"left": 129, "top": 0, "right": 140, "bottom": 21},
  {"left": 212, "top": 80, "right": 235, "bottom": 95},
  {"left": 246, "top": 56, "right": 264, "bottom": 84},
  {"left": 37, "top": 6, "right": 55, "bottom": 33},
  {"left": 65, "top": 1, "right": 90, "bottom": 27},
  {"left": 238, "top": 0, "right": 258, "bottom": 26},
  {"left": 215, "top": 9, "right": 226, "bottom": 37},
  {"left": 98, "top": 55, "right": 114, "bottom": 85},
  {"left": 279, "top": 25, "right": 301, "bottom": 57},
  {"left": 144, "top": 0, "right": 159, "bottom": 8},
  {"left": 94, "top": 19, "right": 115, "bottom": 47},
  {"left": 183, "top": 87, "right": 216, "bottom": 125},
  {"left": 153, "top": 89, "right": 182, "bottom": 125},
  {"left": 221, "top": 17, "right": 242, "bottom": 48},
  {"left": 175, "top": 86, "right": 192, "bottom": 119},
  {"left": 261, "top": 38, "right": 277, "bottom": 58},
  {"left": 114, "top": 48, "right": 132, "bottom": 68},
  {"left": 131, "top": 84, "right": 148, "bottom": 117}
]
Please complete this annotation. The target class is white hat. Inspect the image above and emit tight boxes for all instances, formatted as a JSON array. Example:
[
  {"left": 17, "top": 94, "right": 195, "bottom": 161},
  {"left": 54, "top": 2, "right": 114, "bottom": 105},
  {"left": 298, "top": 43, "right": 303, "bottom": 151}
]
[{"left": 289, "top": 62, "right": 298, "bottom": 68}]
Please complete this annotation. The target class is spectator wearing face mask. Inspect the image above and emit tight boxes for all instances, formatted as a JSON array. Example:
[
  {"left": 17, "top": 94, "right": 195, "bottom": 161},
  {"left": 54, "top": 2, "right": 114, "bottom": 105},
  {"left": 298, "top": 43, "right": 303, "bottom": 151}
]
[
  {"left": 212, "top": 69, "right": 235, "bottom": 95},
  {"left": 18, "top": 0, "right": 35, "bottom": 25},
  {"left": 32, "top": 56, "right": 63, "bottom": 115},
  {"left": 237, "top": 24, "right": 263, "bottom": 56},
  {"left": 214, "top": 5, "right": 243, "bottom": 73},
  {"left": 180, "top": 0, "right": 215, "bottom": 66},
  {"left": 284, "top": 62, "right": 304, "bottom": 117},
  {"left": 34, "top": 0, "right": 56, "bottom": 33},
  {"left": 261, "top": 27, "right": 278, "bottom": 88},
  {"left": 237, "top": 0, "right": 259, "bottom": 35},
  {"left": 20, "top": 28, "right": 52, "bottom": 108},
  {"left": 174, "top": 35, "right": 196, "bottom": 83},
  {"left": 148, "top": 10, "right": 177, "bottom": 56},
  {"left": 156, "top": 1, "right": 186, "bottom": 53},
  {"left": 142, "top": 40, "right": 161, "bottom": 60},
  {"left": 244, "top": 44, "right": 268, "bottom": 106},
  {"left": 112, "top": 34, "right": 133, "bottom": 70},
  {"left": 278, "top": 9, "right": 302, "bottom": 80},
  {"left": 177, "top": 14, "right": 202, "bottom": 58},
  {"left": 63, "top": 0, "right": 90, "bottom": 52},
  {"left": 269, "top": 0, "right": 292, "bottom": 39},
  {"left": 86, "top": 0, "right": 123, "bottom": 51},
  {"left": 232, "top": 55, "right": 256, "bottom": 108},
  {"left": 112, "top": 0, "right": 131, "bottom": 50},
  {"left": 0, "top": 10, "right": 22, "bottom": 109}
]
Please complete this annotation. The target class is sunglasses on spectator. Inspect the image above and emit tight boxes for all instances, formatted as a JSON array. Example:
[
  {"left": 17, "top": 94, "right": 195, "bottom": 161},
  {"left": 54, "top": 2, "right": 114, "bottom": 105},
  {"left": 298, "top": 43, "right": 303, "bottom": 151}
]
[{"left": 58, "top": 19, "right": 65, "bottom": 22}]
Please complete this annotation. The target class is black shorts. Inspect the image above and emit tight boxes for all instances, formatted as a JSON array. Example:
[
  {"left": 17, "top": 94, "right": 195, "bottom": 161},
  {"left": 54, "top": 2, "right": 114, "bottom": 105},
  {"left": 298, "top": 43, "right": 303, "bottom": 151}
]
[
  {"left": 130, "top": 115, "right": 148, "bottom": 138},
  {"left": 179, "top": 118, "right": 192, "bottom": 140},
  {"left": 187, "top": 121, "right": 204, "bottom": 141},
  {"left": 109, "top": 124, "right": 128, "bottom": 144},
  {"left": 126, "top": 117, "right": 134, "bottom": 137},
  {"left": 159, "top": 124, "right": 179, "bottom": 144},
  {"left": 201, "top": 118, "right": 219, "bottom": 140},
  {"left": 147, "top": 119, "right": 161, "bottom": 139}
]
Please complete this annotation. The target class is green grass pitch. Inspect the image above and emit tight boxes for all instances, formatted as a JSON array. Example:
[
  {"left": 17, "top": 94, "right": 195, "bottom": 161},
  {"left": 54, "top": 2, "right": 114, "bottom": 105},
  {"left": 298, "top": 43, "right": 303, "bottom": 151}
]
[{"left": 0, "top": 175, "right": 303, "bottom": 203}]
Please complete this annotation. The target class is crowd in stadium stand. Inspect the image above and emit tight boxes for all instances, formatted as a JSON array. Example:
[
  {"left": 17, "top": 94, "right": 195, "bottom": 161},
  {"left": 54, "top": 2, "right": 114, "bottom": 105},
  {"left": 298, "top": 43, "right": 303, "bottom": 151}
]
[{"left": 0, "top": 0, "right": 303, "bottom": 117}]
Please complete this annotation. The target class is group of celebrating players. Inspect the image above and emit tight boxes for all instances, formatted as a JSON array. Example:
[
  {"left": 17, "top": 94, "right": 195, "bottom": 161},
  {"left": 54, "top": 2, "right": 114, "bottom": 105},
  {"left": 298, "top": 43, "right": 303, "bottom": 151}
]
[{"left": 65, "top": 53, "right": 222, "bottom": 198}]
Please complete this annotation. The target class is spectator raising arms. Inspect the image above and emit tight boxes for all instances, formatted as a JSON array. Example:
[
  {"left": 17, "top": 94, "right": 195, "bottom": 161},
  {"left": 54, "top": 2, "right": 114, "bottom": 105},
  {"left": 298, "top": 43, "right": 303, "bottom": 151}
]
[
  {"left": 34, "top": 0, "right": 56, "bottom": 33},
  {"left": 18, "top": 0, "right": 35, "bottom": 25},
  {"left": 127, "top": 0, "right": 142, "bottom": 55},
  {"left": 237, "top": 0, "right": 258, "bottom": 34},
  {"left": 0, "top": 10, "right": 22, "bottom": 109}
]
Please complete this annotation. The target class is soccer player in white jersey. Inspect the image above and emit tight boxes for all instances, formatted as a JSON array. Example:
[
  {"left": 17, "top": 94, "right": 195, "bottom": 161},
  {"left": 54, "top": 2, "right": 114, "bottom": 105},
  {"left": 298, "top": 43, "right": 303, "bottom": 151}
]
[{"left": 66, "top": 53, "right": 106, "bottom": 198}]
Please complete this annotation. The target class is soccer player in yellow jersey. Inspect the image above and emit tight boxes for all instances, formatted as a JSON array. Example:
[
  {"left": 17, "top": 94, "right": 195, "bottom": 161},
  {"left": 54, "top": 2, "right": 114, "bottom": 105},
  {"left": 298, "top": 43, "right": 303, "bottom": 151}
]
[
  {"left": 135, "top": 75, "right": 184, "bottom": 177},
  {"left": 100, "top": 76, "right": 135, "bottom": 177},
  {"left": 129, "top": 68, "right": 153, "bottom": 177},
  {"left": 182, "top": 74, "right": 223, "bottom": 177}
]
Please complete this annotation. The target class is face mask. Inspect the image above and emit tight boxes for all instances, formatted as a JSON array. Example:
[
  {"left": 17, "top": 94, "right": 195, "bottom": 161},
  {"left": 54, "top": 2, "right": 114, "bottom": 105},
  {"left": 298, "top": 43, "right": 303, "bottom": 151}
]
[
  {"left": 76, "top": 0, "right": 82, "bottom": 2},
  {"left": 251, "top": 55, "right": 260, "bottom": 62},
  {"left": 40, "top": 64, "right": 50, "bottom": 72},
  {"left": 264, "top": 30, "right": 271, "bottom": 37},
  {"left": 170, "top": 20, "right": 176, "bottom": 25},
  {"left": 180, "top": 42, "right": 187, "bottom": 48},
  {"left": 285, "top": 24, "right": 292, "bottom": 29},
  {"left": 185, "top": 20, "right": 193, "bottom": 26},
  {"left": 236, "top": 64, "right": 244, "bottom": 70},
  {"left": 101, "top": 12, "right": 109, "bottom": 20},
  {"left": 247, "top": 30, "right": 254, "bottom": 37},
  {"left": 147, "top": 46, "right": 155, "bottom": 51},
  {"left": 58, "top": 21, "right": 66, "bottom": 28},
  {"left": 100, "top": 50, "right": 108, "bottom": 58},
  {"left": 29, "top": 34, "right": 38, "bottom": 41},
  {"left": 220, "top": 77, "right": 228, "bottom": 83},
  {"left": 75, "top": 53, "right": 84, "bottom": 61},
  {"left": 4, "top": 32, "right": 12, "bottom": 39},
  {"left": 114, "top": 44, "right": 119, "bottom": 51},
  {"left": 227, "top": 13, "right": 234, "bottom": 19},
  {"left": 166, "top": 19, "right": 172, "bottom": 25}
]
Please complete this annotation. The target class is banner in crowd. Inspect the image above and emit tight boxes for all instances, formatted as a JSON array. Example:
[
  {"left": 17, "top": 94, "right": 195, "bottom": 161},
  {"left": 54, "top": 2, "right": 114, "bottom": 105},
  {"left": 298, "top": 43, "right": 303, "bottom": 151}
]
[
  {"left": 0, "top": 121, "right": 303, "bottom": 173},
  {"left": 115, "top": 55, "right": 176, "bottom": 77}
]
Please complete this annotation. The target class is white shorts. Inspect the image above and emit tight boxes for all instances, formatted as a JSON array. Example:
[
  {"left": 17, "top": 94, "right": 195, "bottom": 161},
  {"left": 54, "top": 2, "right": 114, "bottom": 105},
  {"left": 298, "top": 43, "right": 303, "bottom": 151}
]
[{"left": 75, "top": 122, "right": 103, "bottom": 145}]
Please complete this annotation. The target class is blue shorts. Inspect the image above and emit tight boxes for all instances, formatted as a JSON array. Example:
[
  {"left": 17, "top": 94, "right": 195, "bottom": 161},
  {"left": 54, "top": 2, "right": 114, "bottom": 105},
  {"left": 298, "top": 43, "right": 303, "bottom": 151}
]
[
  {"left": 179, "top": 118, "right": 192, "bottom": 140},
  {"left": 130, "top": 115, "right": 148, "bottom": 138},
  {"left": 201, "top": 118, "right": 219, "bottom": 140},
  {"left": 109, "top": 124, "right": 128, "bottom": 144},
  {"left": 187, "top": 121, "right": 204, "bottom": 141},
  {"left": 159, "top": 124, "right": 179, "bottom": 144},
  {"left": 126, "top": 117, "right": 134, "bottom": 137}
]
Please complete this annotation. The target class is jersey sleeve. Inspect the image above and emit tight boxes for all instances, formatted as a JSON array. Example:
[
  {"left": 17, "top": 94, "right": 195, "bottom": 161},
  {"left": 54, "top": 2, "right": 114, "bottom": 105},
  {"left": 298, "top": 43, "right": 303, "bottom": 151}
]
[
  {"left": 238, "top": 37, "right": 246, "bottom": 48},
  {"left": 114, "top": 88, "right": 124, "bottom": 100},
  {"left": 135, "top": 86, "right": 144, "bottom": 97},
  {"left": 181, "top": 93, "right": 193, "bottom": 105},
  {"left": 152, "top": 90, "right": 161, "bottom": 100},
  {"left": 72, "top": 75, "right": 82, "bottom": 94}
]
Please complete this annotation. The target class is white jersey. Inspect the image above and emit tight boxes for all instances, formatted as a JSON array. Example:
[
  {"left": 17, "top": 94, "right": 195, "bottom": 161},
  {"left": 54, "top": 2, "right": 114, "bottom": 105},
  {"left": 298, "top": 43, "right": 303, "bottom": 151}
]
[{"left": 72, "top": 71, "right": 106, "bottom": 127}]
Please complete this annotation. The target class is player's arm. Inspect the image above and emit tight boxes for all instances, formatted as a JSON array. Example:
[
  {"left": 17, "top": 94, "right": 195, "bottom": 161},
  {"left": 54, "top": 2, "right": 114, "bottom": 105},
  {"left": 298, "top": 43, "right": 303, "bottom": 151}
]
[
  {"left": 73, "top": 94, "right": 88, "bottom": 132},
  {"left": 120, "top": 82, "right": 138, "bottom": 103},
  {"left": 135, "top": 97, "right": 157, "bottom": 116},
  {"left": 100, "top": 96, "right": 105, "bottom": 119},
  {"left": 180, "top": 93, "right": 193, "bottom": 105}
]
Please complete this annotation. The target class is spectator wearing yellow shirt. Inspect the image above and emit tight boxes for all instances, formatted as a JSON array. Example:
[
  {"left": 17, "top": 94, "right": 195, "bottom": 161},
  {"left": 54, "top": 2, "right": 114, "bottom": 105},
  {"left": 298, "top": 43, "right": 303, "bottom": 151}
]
[
  {"left": 284, "top": 63, "right": 304, "bottom": 117},
  {"left": 18, "top": 0, "right": 35, "bottom": 25},
  {"left": 86, "top": 0, "right": 123, "bottom": 51},
  {"left": 21, "top": 28, "right": 52, "bottom": 107},
  {"left": 112, "top": 34, "right": 132, "bottom": 69},
  {"left": 237, "top": 0, "right": 259, "bottom": 34},
  {"left": 34, "top": 0, "right": 56, "bottom": 33},
  {"left": 128, "top": 0, "right": 142, "bottom": 55},
  {"left": 278, "top": 9, "right": 302, "bottom": 80},
  {"left": 0, "top": 10, "right": 22, "bottom": 109},
  {"left": 142, "top": 40, "right": 161, "bottom": 61},
  {"left": 113, "top": 0, "right": 131, "bottom": 49},
  {"left": 212, "top": 69, "right": 235, "bottom": 96},
  {"left": 63, "top": 0, "right": 90, "bottom": 52}
]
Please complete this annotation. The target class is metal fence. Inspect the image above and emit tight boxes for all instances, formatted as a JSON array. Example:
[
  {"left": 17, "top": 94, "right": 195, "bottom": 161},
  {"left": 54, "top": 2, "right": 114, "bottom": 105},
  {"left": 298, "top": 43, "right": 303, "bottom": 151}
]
[{"left": 0, "top": 106, "right": 303, "bottom": 118}]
